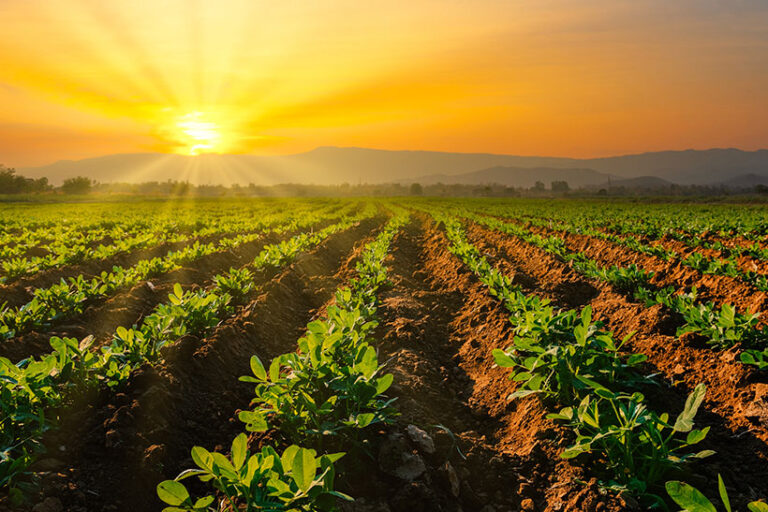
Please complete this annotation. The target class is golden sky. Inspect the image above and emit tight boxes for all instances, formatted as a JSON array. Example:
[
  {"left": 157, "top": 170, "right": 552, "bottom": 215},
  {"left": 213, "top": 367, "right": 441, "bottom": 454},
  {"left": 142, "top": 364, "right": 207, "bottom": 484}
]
[{"left": 1, "top": 0, "right": 767, "bottom": 167}]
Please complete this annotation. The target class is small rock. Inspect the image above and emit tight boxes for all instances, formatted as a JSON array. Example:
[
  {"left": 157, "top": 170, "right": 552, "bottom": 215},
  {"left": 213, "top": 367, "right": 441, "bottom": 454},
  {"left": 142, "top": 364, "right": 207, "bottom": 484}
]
[
  {"left": 378, "top": 433, "right": 427, "bottom": 482},
  {"left": 441, "top": 461, "right": 460, "bottom": 497},
  {"left": 32, "top": 497, "right": 63, "bottom": 512},
  {"left": 406, "top": 425, "right": 435, "bottom": 454}
]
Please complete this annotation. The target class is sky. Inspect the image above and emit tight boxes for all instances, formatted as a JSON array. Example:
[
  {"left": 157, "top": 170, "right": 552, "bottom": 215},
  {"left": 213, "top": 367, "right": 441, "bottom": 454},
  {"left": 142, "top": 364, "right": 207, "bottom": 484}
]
[{"left": 0, "top": 0, "right": 767, "bottom": 167}]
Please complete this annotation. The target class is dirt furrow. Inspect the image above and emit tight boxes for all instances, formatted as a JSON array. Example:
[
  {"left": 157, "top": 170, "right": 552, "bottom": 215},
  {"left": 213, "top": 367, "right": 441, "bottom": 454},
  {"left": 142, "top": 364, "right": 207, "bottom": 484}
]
[
  {"left": 22, "top": 217, "right": 383, "bottom": 512},
  {"left": 466, "top": 221, "right": 768, "bottom": 507},
  {"left": 346, "top": 218, "right": 627, "bottom": 512}
]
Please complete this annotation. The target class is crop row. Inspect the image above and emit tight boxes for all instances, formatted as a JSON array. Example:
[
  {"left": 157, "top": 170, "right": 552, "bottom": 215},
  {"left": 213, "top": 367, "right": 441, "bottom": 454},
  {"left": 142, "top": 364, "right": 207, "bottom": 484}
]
[
  {"left": 429, "top": 210, "right": 767, "bottom": 510},
  {"left": 0, "top": 206, "right": 376, "bottom": 499},
  {"left": 0, "top": 201, "right": 349, "bottom": 342},
  {"left": 156, "top": 210, "right": 409, "bottom": 511},
  {"left": 457, "top": 210, "right": 768, "bottom": 371},
  {"left": 485, "top": 208, "right": 768, "bottom": 291},
  {"left": 0, "top": 199, "right": 342, "bottom": 282}
]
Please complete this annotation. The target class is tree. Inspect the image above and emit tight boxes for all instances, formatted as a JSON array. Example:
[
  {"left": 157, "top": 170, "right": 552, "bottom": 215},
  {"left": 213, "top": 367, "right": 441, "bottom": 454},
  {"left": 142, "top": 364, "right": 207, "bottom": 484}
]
[
  {"left": 410, "top": 182, "right": 423, "bottom": 195},
  {"left": 61, "top": 176, "right": 93, "bottom": 194},
  {"left": 0, "top": 165, "right": 52, "bottom": 194},
  {"left": 532, "top": 181, "right": 546, "bottom": 192},
  {"left": 551, "top": 180, "right": 570, "bottom": 192}
]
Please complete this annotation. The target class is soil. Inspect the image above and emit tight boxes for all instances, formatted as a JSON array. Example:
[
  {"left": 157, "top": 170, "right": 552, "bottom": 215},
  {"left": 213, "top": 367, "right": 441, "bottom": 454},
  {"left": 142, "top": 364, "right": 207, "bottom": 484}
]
[
  {"left": 0, "top": 219, "right": 341, "bottom": 362},
  {"left": 464, "top": 220, "right": 768, "bottom": 508},
  {"left": 337, "top": 218, "right": 630, "bottom": 512},
  {"left": 3, "top": 213, "right": 767, "bottom": 512},
  {"left": 11, "top": 218, "right": 382, "bottom": 512}
]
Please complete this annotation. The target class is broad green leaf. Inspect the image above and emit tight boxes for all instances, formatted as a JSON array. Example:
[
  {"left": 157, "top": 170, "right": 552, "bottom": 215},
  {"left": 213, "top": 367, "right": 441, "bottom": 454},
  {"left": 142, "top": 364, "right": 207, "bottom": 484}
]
[
  {"left": 686, "top": 427, "right": 709, "bottom": 445},
  {"left": 231, "top": 433, "right": 247, "bottom": 470},
  {"left": 249, "top": 355, "right": 267, "bottom": 381},
  {"left": 292, "top": 448, "right": 317, "bottom": 492},
  {"left": 748, "top": 502, "right": 768, "bottom": 512},
  {"left": 375, "top": 373, "right": 393, "bottom": 394},
  {"left": 665, "top": 480, "right": 716, "bottom": 512},
  {"left": 156, "top": 480, "right": 189, "bottom": 506},
  {"left": 492, "top": 349, "right": 515, "bottom": 367},
  {"left": 281, "top": 445, "right": 299, "bottom": 470},
  {"left": 191, "top": 446, "right": 213, "bottom": 471},
  {"left": 356, "top": 413, "right": 375, "bottom": 427}
]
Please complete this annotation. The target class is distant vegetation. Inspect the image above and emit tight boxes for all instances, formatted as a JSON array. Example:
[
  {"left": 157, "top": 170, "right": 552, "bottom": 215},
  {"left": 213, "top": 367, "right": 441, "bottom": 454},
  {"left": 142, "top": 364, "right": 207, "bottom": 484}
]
[{"left": 2, "top": 163, "right": 768, "bottom": 199}]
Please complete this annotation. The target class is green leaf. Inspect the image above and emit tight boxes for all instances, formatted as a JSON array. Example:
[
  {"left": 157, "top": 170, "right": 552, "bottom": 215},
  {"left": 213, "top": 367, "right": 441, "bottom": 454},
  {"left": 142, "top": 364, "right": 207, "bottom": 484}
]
[
  {"left": 748, "top": 502, "right": 768, "bottom": 512},
  {"left": 249, "top": 355, "right": 267, "bottom": 381},
  {"left": 281, "top": 445, "right": 299, "bottom": 470},
  {"left": 292, "top": 448, "right": 317, "bottom": 492},
  {"left": 191, "top": 446, "right": 213, "bottom": 472},
  {"left": 665, "top": 480, "right": 716, "bottom": 512},
  {"left": 674, "top": 383, "right": 707, "bottom": 433},
  {"left": 687, "top": 426, "right": 710, "bottom": 445},
  {"left": 375, "top": 373, "right": 393, "bottom": 395},
  {"left": 356, "top": 413, "right": 375, "bottom": 427},
  {"left": 156, "top": 480, "right": 190, "bottom": 506},
  {"left": 231, "top": 433, "right": 247, "bottom": 470},
  {"left": 718, "top": 475, "right": 731, "bottom": 512},
  {"left": 193, "top": 496, "right": 215, "bottom": 509},
  {"left": 238, "top": 410, "right": 268, "bottom": 432},
  {"left": 492, "top": 349, "right": 515, "bottom": 367}
]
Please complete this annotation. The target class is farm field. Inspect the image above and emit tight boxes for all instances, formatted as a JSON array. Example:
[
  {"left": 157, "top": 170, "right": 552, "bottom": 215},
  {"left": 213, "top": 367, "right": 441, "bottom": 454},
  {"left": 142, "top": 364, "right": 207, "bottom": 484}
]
[{"left": 1, "top": 197, "right": 768, "bottom": 512}]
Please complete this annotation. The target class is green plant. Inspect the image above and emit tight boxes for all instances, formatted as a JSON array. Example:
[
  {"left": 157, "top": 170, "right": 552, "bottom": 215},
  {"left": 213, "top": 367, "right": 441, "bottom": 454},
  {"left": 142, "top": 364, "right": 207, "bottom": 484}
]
[
  {"left": 493, "top": 306, "right": 647, "bottom": 403},
  {"left": 666, "top": 474, "right": 768, "bottom": 512},
  {"left": 156, "top": 434, "right": 351, "bottom": 511},
  {"left": 549, "top": 383, "right": 713, "bottom": 496}
]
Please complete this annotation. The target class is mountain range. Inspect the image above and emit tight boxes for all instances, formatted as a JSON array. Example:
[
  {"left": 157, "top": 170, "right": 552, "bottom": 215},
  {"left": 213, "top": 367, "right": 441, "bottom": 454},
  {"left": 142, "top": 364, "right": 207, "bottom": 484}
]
[{"left": 16, "top": 146, "right": 768, "bottom": 188}]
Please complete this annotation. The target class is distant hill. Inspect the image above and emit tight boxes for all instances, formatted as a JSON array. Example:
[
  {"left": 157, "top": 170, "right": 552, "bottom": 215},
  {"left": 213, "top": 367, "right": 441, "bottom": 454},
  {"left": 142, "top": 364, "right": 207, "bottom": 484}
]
[
  {"left": 720, "top": 173, "right": 768, "bottom": 188},
  {"left": 406, "top": 166, "right": 614, "bottom": 188},
  {"left": 16, "top": 146, "right": 768, "bottom": 187}
]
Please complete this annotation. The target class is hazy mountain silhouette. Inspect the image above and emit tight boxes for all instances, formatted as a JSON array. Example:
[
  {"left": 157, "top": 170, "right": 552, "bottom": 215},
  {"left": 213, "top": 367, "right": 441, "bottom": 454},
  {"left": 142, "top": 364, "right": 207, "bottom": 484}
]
[{"left": 17, "top": 146, "right": 768, "bottom": 187}]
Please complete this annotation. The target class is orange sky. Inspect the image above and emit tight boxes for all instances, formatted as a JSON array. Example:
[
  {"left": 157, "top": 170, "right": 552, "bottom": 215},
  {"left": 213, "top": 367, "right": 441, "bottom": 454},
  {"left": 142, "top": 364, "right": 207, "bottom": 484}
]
[{"left": 1, "top": 0, "right": 767, "bottom": 167}]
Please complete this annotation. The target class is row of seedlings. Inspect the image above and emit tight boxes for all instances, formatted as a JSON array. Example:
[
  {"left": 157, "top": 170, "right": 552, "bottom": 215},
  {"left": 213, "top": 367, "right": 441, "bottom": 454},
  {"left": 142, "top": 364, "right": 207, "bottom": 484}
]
[
  {"left": 430, "top": 211, "right": 768, "bottom": 510},
  {"left": 155, "top": 211, "right": 409, "bottom": 511},
  {"left": 0, "top": 206, "right": 373, "bottom": 499},
  {"left": 0, "top": 202, "right": 350, "bottom": 341},
  {"left": 460, "top": 210, "right": 768, "bottom": 371}
]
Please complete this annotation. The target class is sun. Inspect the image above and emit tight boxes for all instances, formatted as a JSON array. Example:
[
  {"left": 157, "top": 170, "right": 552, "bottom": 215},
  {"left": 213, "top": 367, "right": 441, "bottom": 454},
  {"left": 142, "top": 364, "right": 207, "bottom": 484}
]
[{"left": 176, "top": 112, "right": 221, "bottom": 155}]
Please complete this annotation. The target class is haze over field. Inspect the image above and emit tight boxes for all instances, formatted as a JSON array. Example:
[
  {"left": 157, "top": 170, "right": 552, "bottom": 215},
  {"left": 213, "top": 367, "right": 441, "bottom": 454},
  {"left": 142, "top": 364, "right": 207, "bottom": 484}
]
[
  {"left": 19, "top": 147, "right": 768, "bottom": 188},
  {"left": 0, "top": 0, "right": 767, "bottom": 181}
]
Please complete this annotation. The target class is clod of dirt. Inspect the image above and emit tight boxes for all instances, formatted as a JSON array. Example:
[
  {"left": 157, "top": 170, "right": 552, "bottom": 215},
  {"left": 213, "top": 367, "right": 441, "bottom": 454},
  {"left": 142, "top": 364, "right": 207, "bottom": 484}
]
[
  {"left": 31, "top": 497, "right": 63, "bottom": 512},
  {"left": 378, "top": 433, "right": 427, "bottom": 482},
  {"left": 440, "top": 461, "right": 461, "bottom": 497},
  {"left": 406, "top": 424, "right": 435, "bottom": 454},
  {"left": 742, "top": 383, "right": 768, "bottom": 426}
]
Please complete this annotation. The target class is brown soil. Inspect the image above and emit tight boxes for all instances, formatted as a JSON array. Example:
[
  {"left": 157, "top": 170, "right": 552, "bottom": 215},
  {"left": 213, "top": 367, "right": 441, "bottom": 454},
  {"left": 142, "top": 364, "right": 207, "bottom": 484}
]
[
  {"left": 338, "top": 218, "right": 629, "bottom": 512},
  {"left": 12, "top": 218, "right": 382, "bottom": 512},
  {"left": 465, "top": 221, "right": 768, "bottom": 508}
]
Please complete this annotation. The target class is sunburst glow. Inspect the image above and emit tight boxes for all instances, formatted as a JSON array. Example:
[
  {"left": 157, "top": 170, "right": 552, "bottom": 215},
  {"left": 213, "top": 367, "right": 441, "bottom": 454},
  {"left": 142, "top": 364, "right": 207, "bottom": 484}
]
[
  {"left": 0, "top": 1, "right": 766, "bottom": 166},
  {"left": 176, "top": 113, "right": 221, "bottom": 155}
]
